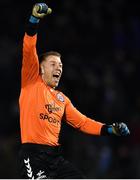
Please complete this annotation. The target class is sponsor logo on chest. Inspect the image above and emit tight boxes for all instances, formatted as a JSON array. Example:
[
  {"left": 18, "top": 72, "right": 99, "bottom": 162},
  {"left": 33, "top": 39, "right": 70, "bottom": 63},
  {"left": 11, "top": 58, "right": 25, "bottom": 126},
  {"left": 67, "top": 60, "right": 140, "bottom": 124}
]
[{"left": 45, "top": 102, "right": 62, "bottom": 113}]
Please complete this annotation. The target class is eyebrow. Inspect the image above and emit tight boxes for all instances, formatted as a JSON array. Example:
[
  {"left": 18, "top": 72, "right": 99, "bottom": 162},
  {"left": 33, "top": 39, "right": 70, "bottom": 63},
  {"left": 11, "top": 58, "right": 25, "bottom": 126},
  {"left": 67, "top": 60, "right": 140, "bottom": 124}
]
[{"left": 49, "top": 60, "right": 63, "bottom": 65}]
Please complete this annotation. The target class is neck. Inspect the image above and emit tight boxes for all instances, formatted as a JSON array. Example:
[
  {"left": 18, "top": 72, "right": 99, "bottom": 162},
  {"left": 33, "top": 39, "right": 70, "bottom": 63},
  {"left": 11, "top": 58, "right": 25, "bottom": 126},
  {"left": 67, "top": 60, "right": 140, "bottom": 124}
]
[{"left": 41, "top": 74, "right": 56, "bottom": 89}]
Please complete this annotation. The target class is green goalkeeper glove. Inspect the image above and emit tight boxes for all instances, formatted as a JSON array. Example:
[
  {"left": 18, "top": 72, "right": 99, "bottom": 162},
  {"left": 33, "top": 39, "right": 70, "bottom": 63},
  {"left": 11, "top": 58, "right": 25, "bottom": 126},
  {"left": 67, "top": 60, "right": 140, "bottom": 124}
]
[
  {"left": 108, "top": 122, "right": 130, "bottom": 136},
  {"left": 32, "top": 3, "right": 52, "bottom": 18},
  {"left": 29, "top": 3, "right": 52, "bottom": 24}
]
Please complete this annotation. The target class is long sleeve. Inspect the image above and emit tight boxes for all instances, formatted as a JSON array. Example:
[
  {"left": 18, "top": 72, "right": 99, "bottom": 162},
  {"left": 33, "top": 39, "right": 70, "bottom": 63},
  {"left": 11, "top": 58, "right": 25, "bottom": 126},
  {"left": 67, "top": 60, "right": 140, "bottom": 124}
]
[
  {"left": 21, "top": 33, "right": 39, "bottom": 87},
  {"left": 65, "top": 100, "right": 105, "bottom": 136}
]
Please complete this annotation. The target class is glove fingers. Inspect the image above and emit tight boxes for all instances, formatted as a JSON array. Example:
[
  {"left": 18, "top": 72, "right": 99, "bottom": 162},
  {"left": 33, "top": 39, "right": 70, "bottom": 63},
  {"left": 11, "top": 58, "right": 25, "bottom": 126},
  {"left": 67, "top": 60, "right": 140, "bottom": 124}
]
[
  {"left": 112, "top": 122, "right": 130, "bottom": 136},
  {"left": 32, "top": 4, "right": 52, "bottom": 19},
  {"left": 120, "top": 125, "right": 130, "bottom": 135}
]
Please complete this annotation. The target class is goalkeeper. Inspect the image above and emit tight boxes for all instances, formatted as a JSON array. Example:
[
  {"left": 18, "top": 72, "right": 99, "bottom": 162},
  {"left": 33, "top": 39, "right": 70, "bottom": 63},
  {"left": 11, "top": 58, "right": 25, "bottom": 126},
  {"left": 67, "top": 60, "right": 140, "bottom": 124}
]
[{"left": 18, "top": 3, "right": 130, "bottom": 179}]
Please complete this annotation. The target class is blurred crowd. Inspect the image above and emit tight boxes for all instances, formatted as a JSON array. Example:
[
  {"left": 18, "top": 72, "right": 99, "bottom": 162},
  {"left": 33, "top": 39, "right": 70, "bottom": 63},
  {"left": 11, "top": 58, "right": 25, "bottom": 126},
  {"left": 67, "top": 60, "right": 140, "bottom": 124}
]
[{"left": 0, "top": 0, "right": 140, "bottom": 178}]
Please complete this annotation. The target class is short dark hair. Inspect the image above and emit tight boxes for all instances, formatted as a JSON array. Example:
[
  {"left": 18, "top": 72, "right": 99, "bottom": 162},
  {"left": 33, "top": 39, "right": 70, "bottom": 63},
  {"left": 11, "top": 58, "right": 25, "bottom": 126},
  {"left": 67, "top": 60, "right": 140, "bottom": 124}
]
[{"left": 39, "top": 51, "right": 61, "bottom": 64}]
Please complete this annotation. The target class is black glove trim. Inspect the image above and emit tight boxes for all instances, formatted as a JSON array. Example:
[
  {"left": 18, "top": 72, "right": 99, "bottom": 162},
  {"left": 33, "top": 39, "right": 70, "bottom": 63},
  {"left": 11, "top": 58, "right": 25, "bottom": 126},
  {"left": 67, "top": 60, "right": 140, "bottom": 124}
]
[
  {"left": 100, "top": 125, "right": 111, "bottom": 136},
  {"left": 25, "top": 20, "right": 39, "bottom": 36}
]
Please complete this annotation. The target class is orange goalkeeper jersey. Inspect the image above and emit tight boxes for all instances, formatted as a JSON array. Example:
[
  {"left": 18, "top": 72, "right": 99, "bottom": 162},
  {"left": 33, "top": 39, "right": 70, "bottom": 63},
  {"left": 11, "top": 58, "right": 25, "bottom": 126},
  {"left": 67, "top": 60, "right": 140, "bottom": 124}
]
[{"left": 19, "top": 33, "right": 104, "bottom": 146}]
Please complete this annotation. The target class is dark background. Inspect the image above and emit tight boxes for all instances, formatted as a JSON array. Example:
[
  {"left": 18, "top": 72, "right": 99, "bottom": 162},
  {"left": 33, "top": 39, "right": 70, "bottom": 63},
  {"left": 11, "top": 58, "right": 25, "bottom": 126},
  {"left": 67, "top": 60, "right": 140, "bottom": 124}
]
[{"left": 0, "top": 0, "right": 140, "bottom": 178}]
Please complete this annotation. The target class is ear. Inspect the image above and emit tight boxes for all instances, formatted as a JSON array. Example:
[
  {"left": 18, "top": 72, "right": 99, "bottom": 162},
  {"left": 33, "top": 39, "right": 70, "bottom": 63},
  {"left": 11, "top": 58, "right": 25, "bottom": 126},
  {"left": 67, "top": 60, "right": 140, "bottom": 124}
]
[{"left": 41, "top": 66, "right": 45, "bottom": 74}]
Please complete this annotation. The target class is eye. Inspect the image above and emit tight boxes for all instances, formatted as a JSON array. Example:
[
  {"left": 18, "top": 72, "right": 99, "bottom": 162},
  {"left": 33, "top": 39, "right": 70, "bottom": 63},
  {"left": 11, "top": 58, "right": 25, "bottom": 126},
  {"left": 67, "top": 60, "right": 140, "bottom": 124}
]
[
  {"left": 59, "top": 64, "right": 63, "bottom": 68},
  {"left": 51, "top": 63, "right": 55, "bottom": 66}
]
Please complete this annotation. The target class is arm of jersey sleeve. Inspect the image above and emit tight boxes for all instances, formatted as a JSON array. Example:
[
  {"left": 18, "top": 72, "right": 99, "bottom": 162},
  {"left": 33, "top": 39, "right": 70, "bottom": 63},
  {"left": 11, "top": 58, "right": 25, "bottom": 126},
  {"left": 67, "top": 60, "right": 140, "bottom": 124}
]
[
  {"left": 21, "top": 33, "right": 39, "bottom": 87},
  {"left": 21, "top": 11, "right": 41, "bottom": 88},
  {"left": 65, "top": 100, "right": 105, "bottom": 136}
]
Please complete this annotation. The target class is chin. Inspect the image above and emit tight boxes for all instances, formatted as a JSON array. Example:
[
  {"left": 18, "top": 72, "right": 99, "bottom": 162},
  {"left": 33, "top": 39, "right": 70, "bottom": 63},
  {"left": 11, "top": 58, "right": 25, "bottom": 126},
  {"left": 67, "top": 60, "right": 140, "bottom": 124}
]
[
  {"left": 51, "top": 83, "right": 58, "bottom": 88},
  {"left": 54, "top": 84, "right": 58, "bottom": 88},
  {"left": 49, "top": 81, "right": 59, "bottom": 88}
]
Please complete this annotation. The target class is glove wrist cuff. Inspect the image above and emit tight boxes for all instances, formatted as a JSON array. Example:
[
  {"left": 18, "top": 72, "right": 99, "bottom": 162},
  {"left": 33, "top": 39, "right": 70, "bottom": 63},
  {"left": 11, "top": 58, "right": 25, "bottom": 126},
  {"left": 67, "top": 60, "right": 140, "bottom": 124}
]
[
  {"left": 29, "top": 15, "right": 40, "bottom": 24},
  {"left": 107, "top": 126, "right": 113, "bottom": 134}
]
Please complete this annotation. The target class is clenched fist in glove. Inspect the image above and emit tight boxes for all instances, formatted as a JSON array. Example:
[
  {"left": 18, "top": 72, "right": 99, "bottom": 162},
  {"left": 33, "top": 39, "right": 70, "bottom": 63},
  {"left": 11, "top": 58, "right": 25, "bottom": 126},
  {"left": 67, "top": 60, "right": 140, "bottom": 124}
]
[
  {"left": 32, "top": 3, "right": 52, "bottom": 18},
  {"left": 108, "top": 122, "right": 130, "bottom": 136},
  {"left": 29, "top": 3, "right": 52, "bottom": 24}
]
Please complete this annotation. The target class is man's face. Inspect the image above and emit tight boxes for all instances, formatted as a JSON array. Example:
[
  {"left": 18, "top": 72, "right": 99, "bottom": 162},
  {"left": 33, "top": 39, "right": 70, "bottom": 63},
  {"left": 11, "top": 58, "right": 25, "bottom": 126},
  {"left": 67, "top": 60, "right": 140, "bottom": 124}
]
[{"left": 40, "top": 55, "right": 63, "bottom": 88}]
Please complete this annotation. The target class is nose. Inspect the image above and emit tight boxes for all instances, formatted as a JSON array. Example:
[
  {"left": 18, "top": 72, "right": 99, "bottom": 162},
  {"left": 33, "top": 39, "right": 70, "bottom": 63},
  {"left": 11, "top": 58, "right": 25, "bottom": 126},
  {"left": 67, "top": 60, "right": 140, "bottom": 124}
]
[{"left": 56, "top": 64, "right": 62, "bottom": 72}]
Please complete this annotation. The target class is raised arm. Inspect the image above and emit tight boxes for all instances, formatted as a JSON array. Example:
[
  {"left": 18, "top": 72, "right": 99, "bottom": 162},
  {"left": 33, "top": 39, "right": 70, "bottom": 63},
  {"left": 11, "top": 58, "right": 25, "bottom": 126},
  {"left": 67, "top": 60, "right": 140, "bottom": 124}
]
[{"left": 21, "top": 3, "right": 52, "bottom": 87}]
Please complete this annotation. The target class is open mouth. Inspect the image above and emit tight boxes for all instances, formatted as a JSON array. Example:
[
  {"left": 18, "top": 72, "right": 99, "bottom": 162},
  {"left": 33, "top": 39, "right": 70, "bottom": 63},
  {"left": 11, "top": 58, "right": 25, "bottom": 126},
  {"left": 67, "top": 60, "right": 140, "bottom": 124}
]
[
  {"left": 53, "top": 74, "right": 60, "bottom": 78},
  {"left": 52, "top": 74, "right": 61, "bottom": 83}
]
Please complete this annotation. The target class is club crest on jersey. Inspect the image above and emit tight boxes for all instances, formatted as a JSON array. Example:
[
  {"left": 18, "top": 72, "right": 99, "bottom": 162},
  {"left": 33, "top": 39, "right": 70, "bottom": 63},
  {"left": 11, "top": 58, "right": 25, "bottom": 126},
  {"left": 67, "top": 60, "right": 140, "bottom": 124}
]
[{"left": 57, "top": 93, "right": 64, "bottom": 102}]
